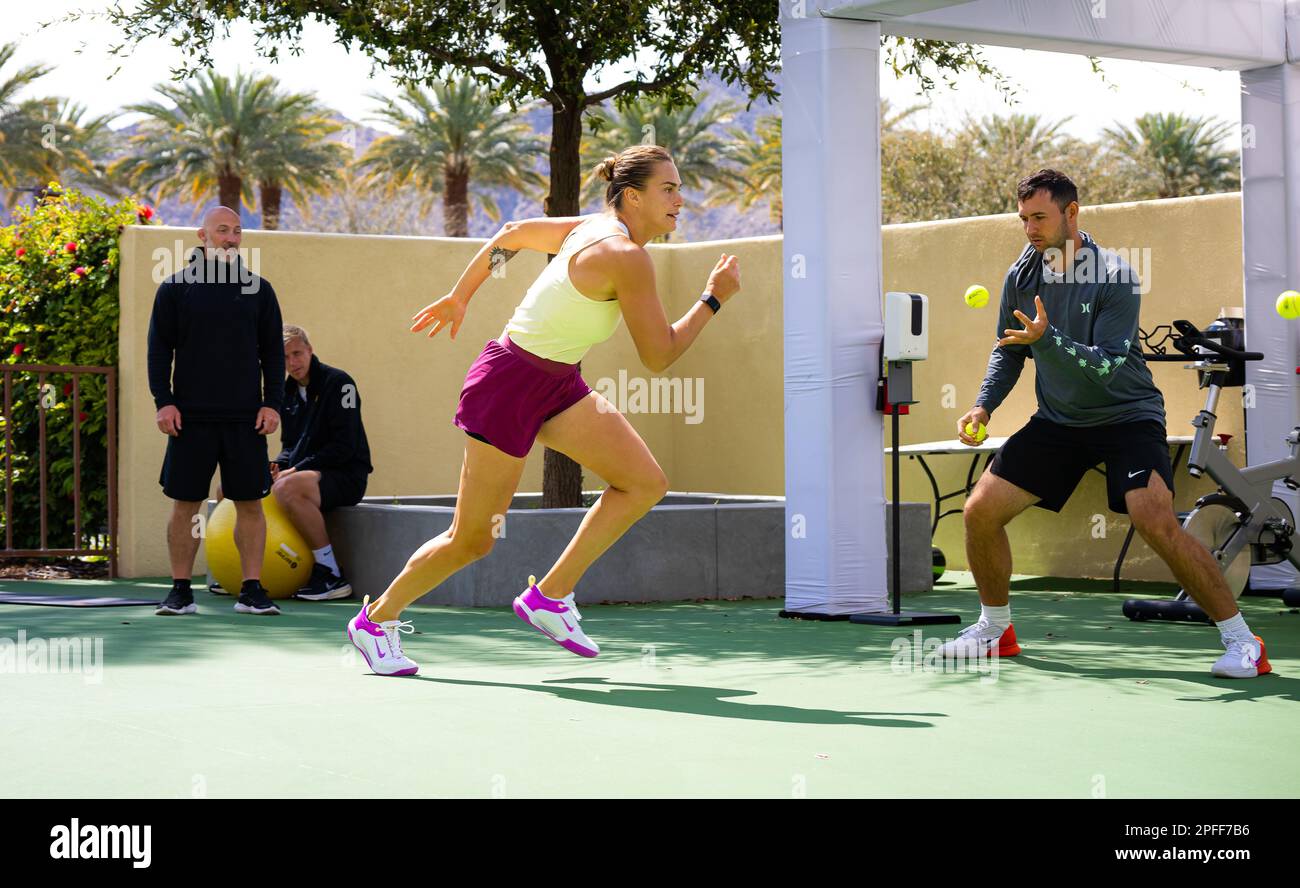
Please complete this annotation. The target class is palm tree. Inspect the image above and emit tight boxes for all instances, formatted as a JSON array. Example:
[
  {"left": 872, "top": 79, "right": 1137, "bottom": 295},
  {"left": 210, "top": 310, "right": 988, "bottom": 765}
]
[
  {"left": 15, "top": 98, "right": 123, "bottom": 202},
  {"left": 580, "top": 92, "right": 738, "bottom": 238},
  {"left": 111, "top": 70, "right": 278, "bottom": 212},
  {"left": 709, "top": 114, "right": 782, "bottom": 227},
  {"left": 1103, "top": 112, "right": 1239, "bottom": 199},
  {"left": 0, "top": 43, "right": 55, "bottom": 204},
  {"left": 708, "top": 101, "right": 936, "bottom": 228},
  {"left": 356, "top": 78, "right": 546, "bottom": 237},
  {"left": 953, "top": 113, "right": 1073, "bottom": 217},
  {"left": 247, "top": 97, "right": 349, "bottom": 230}
]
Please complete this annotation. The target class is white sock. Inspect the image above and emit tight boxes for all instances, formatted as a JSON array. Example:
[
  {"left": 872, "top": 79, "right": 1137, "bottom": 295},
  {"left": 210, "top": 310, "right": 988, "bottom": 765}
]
[
  {"left": 980, "top": 604, "right": 1011, "bottom": 632},
  {"left": 313, "top": 545, "right": 340, "bottom": 577},
  {"left": 1215, "top": 612, "right": 1254, "bottom": 644}
]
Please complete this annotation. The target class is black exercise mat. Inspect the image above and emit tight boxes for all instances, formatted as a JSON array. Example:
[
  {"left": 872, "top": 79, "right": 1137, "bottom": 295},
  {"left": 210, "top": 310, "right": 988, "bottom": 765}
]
[{"left": 0, "top": 593, "right": 160, "bottom": 608}]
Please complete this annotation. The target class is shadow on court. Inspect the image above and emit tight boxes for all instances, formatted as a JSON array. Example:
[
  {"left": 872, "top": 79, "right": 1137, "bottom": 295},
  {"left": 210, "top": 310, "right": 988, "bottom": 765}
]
[{"left": 420, "top": 675, "right": 944, "bottom": 728}]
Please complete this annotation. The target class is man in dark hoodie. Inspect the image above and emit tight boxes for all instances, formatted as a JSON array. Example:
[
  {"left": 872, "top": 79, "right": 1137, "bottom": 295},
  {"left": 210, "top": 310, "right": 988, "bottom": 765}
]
[
  {"left": 271, "top": 324, "right": 373, "bottom": 600},
  {"left": 947, "top": 169, "right": 1270, "bottom": 679},
  {"left": 149, "top": 206, "right": 284, "bottom": 617}
]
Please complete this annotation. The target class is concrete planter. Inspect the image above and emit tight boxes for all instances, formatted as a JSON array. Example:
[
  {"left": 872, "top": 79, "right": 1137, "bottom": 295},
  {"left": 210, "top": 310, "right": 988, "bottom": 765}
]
[
  {"left": 320, "top": 492, "right": 933, "bottom": 607},
  {"left": 208, "top": 492, "right": 932, "bottom": 606}
]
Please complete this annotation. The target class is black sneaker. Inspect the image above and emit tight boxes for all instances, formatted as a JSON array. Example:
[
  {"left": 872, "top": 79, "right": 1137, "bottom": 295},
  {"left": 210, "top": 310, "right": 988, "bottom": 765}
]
[
  {"left": 208, "top": 582, "right": 230, "bottom": 596},
  {"left": 156, "top": 584, "right": 197, "bottom": 616},
  {"left": 293, "top": 563, "right": 354, "bottom": 601},
  {"left": 234, "top": 582, "right": 281, "bottom": 616}
]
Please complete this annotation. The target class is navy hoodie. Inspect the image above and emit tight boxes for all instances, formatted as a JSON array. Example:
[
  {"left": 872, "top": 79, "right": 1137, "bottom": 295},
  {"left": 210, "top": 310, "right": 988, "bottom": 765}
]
[{"left": 976, "top": 231, "right": 1165, "bottom": 428}]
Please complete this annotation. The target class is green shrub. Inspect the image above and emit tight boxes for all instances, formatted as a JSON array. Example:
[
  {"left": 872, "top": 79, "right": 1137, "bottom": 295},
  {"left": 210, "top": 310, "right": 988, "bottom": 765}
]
[{"left": 0, "top": 183, "right": 158, "bottom": 553}]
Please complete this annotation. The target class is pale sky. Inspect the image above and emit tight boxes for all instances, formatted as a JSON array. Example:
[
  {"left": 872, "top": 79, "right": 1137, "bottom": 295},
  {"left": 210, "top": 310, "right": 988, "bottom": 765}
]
[{"left": 7, "top": 2, "right": 1243, "bottom": 145}]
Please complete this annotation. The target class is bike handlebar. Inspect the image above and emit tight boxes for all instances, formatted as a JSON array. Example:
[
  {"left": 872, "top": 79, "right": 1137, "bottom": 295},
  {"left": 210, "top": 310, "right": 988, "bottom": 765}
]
[{"left": 1141, "top": 319, "right": 1265, "bottom": 363}]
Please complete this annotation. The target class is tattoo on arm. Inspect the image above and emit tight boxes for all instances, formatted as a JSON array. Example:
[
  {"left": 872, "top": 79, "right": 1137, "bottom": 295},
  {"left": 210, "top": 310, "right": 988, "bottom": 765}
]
[{"left": 488, "top": 246, "right": 519, "bottom": 272}]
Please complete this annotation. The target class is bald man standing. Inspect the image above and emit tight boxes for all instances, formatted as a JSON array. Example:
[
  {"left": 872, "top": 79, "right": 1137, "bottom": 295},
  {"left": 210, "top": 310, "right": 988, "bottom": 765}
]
[{"left": 149, "top": 206, "right": 285, "bottom": 616}]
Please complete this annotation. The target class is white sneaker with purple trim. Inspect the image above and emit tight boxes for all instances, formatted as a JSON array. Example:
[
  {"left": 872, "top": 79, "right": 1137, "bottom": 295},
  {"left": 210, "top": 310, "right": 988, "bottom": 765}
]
[
  {"left": 512, "top": 575, "right": 599, "bottom": 658},
  {"left": 346, "top": 595, "right": 419, "bottom": 676}
]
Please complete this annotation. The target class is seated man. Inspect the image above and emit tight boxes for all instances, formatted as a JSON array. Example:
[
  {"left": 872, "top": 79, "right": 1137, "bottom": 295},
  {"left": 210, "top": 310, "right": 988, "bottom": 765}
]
[{"left": 273, "top": 323, "right": 374, "bottom": 600}]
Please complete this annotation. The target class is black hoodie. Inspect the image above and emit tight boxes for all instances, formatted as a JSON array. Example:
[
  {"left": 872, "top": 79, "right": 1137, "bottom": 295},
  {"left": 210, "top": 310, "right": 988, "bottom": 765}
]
[
  {"left": 147, "top": 249, "right": 284, "bottom": 422},
  {"left": 273, "top": 353, "right": 373, "bottom": 478}
]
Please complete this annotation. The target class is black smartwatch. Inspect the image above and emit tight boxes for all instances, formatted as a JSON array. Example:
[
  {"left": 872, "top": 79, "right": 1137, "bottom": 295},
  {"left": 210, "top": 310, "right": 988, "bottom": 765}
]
[{"left": 700, "top": 292, "right": 721, "bottom": 314}]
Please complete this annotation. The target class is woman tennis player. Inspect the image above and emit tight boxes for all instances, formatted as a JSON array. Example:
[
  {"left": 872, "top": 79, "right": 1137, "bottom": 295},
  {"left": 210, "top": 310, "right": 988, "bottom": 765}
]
[{"left": 347, "top": 145, "right": 742, "bottom": 674}]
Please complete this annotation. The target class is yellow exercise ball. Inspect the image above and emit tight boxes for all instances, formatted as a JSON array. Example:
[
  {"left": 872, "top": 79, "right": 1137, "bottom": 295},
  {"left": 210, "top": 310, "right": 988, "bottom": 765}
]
[{"left": 204, "top": 496, "right": 314, "bottom": 599}]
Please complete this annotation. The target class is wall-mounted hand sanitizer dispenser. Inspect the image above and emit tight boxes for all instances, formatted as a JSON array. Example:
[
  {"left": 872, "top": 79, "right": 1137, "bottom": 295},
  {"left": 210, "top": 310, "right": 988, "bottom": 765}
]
[{"left": 883, "top": 291, "right": 928, "bottom": 361}]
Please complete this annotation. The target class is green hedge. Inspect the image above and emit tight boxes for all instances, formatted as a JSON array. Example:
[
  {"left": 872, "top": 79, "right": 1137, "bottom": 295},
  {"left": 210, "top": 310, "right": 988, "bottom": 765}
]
[{"left": 0, "top": 183, "right": 158, "bottom": 554}]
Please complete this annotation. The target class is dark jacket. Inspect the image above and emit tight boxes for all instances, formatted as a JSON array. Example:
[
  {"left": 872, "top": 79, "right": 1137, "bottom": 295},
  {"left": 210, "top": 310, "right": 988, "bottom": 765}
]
[
  {"left": 274, "top": 353, "right": 373, "bottom": 478},
  {"left": 147, "top": 249, "right": 284, "bottom": 422}
]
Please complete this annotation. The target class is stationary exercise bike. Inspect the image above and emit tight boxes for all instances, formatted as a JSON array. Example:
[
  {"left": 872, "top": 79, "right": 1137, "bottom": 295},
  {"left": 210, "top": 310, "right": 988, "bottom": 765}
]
[{"left": 1124, "top": 316, "right": 1300, "bottom": 621}]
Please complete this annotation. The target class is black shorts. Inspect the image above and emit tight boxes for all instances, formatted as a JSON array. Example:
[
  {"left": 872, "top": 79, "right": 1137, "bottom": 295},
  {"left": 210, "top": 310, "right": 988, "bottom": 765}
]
[
  {"left": 159, "top": 420, "right": 271, "bottom": 502},
  {"left": 988, "top": 416, "right": 1175, "bottom": 515},
  {"left": 317, "top": 469, "right": 367, "bottom": 513}
]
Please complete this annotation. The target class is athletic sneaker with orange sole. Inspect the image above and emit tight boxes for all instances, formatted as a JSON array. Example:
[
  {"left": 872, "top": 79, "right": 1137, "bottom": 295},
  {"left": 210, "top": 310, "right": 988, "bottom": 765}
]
[
  {"left": 1211, "top": 634, "right": 1272, "bottom": 679},
  {"left": 936, "top": 621, "right": 1022, "bottom": 659}
]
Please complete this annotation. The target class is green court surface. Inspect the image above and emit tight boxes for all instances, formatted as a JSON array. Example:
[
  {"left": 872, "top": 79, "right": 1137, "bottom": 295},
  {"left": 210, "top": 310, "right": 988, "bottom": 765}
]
[{"left": 1, "top": 572, "right": 1297, "bottom": 799}]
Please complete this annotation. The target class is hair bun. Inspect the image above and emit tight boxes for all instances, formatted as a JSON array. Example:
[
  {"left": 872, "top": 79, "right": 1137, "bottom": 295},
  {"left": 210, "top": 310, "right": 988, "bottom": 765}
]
[{"left": 596, "top": 156, "right": 618, "bottom": 181}]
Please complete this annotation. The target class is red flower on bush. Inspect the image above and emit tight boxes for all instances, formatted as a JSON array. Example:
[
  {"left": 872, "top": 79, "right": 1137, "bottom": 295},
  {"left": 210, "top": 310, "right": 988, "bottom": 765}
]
[
  {"left": 63, "top": 382, "right": 73, "bottom": 395},
  {"left": 78, "top": 411, "right": 88, "bottom": 423},
  {"left": 14, "top": 247, "right": 25, "bottom": 259},
  {"left": 64, "top": 242, "right": 77, "bottom": 253},
  {"left": 73, "top": 266, "right": 88, "bottom": 278},
  {"left": 12, "top": 343, "right": 25, "bottom": 357},
  {"left": 137, "top": 204, "right": 155, "bottom": 221}
]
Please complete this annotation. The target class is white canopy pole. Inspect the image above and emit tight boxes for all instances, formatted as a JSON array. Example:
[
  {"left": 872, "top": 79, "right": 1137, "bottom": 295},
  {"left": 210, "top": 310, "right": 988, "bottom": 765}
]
[
  {"left": 1242, "top": 62, "right": 1300, "bottom": 590},
  {"left": 782, "top": 9, "right": 888, "bottom": 614}
]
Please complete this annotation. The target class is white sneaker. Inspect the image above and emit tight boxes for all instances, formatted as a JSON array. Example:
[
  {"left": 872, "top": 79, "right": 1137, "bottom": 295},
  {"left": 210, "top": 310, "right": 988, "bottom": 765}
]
[
  {"left": 935, "top": 621, "right": 1021, "bottom": 659},
  {"left": 346, "top": 595, "right": 419, "bottom": 676},
  {"left": 512, "top": 576, "right": 600, "bottom": 658},
  {"left": 1211, "top": 635, "right": 1271, "bottom": 679}
]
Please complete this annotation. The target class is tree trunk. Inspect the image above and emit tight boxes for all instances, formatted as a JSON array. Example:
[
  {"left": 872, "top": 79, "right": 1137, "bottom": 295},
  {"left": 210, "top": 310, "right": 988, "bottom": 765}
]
[
  {"left": 540, "top": 96, "right": 587, "bottom": 509},
  {"left": 443, "top": 164, "right": 470, "bottom": 237},
  {"left": 217, "top": 172, "right": 241, "bottom": 212},
  {"left": 260, "top": 181, "right": 282, "bottom": 230}
]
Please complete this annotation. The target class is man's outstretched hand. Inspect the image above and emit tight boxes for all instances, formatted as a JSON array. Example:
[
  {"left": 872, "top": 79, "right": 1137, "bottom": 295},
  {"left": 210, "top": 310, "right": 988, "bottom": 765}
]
[{"left": 998, "top": 294, "right": 1048, "bottom": 347}]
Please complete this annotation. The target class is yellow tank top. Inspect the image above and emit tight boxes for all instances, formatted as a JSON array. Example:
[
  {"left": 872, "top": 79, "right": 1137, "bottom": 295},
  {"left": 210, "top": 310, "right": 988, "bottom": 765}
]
[{"left": 503, "top": 215, "right": 628, "bottom": 363}]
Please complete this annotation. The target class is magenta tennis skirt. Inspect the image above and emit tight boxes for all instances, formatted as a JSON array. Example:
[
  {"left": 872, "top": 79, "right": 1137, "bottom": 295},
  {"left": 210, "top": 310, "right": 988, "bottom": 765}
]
[{"left": 453, "top": 333, "right": 592, "bottom": 458}]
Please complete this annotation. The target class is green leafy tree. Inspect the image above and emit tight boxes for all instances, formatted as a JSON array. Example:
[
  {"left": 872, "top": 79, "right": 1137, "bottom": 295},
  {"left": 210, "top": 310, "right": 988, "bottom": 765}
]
[{"left": 355, "top": 78, "right": 545, "bottom": 237}]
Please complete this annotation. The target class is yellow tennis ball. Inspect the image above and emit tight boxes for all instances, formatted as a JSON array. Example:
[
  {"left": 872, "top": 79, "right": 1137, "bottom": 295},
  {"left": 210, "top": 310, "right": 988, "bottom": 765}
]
[
  {"left": 1277, "top": 290, "right": 1300, "bottom": 319},
  {"left": 964, "top": 421, "right": 988, "bottom": 443},
  {"left": 964, "top": 285, "right": 989, "bottom": 308}
]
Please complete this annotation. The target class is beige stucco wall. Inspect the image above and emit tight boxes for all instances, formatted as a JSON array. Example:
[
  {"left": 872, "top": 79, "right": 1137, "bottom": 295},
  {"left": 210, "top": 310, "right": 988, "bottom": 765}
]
[{"left": 118, "top": 194, "right": 1248, "bottom": 582}]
